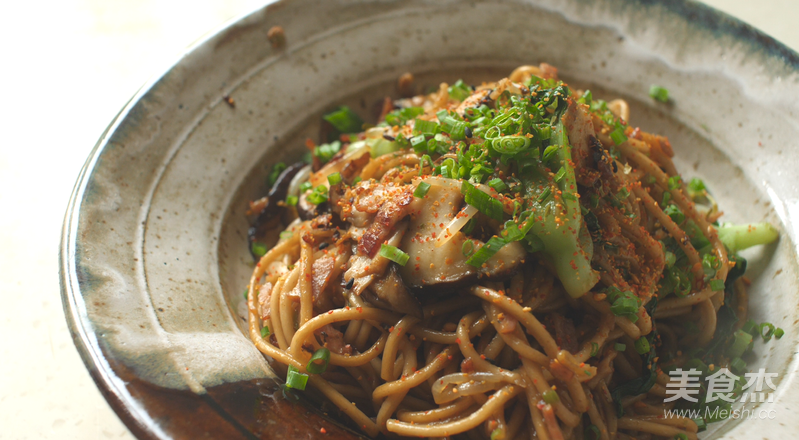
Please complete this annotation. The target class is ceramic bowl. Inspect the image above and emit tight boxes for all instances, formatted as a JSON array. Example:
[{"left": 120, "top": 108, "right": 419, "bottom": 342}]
[{"left": 61, "top": 0, "right": 799, "bottom": 438}]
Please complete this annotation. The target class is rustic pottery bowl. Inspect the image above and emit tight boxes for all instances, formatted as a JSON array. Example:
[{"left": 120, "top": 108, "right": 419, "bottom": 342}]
[{"left": 61, "top": 0, "right": 799, "bottom": 438}]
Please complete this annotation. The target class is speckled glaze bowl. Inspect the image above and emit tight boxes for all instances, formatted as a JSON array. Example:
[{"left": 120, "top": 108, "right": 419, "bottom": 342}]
[{"left": 61, "top": 0, "right": 799, "bottom": 438}]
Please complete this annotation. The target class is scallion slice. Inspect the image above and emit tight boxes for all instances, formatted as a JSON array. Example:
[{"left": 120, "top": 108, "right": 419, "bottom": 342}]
[
  {"left": 462, "top": 240, "right": 475, "bottom": 257},
  {"left": 542, "top": 389, "right": 559, "bottom": 404},
  {"left": 307, "top": 185, "right": 329, "bottom": 205},
  {"left": 634, "top": 337, "right": 650, "bottom": 354},
  {"left": 610, "top": 124, "right": 627, "bottom": 145},
  {"left": 414, "top": 119, "right": 438, "bottom": 135},
  {"left": 663, "top": 204, "right": 684, "bottom": 224},
  {"left": 285, "top": 195, "right": 298, "bottom": 206},
  {"left": 487, "top": 178, "right": 508, "bottom": 193},
  {"left": 649, "top": 85, "right": 669, "bottom": 103},
  {"left": 614, "top": 343, "right": 626, "bottom": 352},
  {"left": 306, "top": 348, "right": 331, "bottom": 374},
  {"left": 709, "top": 279, "right": 725, "bottom": 292},
  {"left": 727, "top": 329, "right": 753, "bottom": 358},
  {"left": 323, "top": 106, "right": 363, "bottom": 133},
  {"left": 759, "top": 322, "right": 776, "bottom": 341},
  {"left": 461, "top": 181, "right": 504, "bottom": 222},
  {"left": 251, "top": 242, "right": 267, "bottom": 257},
  {"left": 730, "top": 357, "right": 747, "bottom": 374},
  {"left": 286, "top": 365, "right": 309, "bottom": 390},
  {"left": 774, "top": 328, "right": 785, "bottom": 339},
  {"left": 379, "top": 244, "right": 410, "bottom": 266},
  {"left": 693, "top": 417, "right": 707, "bottom": 432},
  {"left": 465, "top": 236, "right": 507, "bottom": 267},
  {"left": 261, "top": 326, "right": 270, "bottom": 338},
  {"left": 590, "top": 342, "right": 599, "bottom": 357},
  {"left": 327, "top": 172, "right": 342, "bottom": 186},
  {"left": 414, "top": 181, "right": 431, "bottom": 198}
]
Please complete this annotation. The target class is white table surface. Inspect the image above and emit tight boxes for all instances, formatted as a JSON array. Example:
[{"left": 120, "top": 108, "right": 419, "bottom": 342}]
[{"left": 0, "top": 1, "right": 796, "bottom": 438}]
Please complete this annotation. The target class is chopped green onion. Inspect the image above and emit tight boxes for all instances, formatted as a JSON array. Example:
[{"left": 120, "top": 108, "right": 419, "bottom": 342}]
[
  {"left": 488, "top": 178, "right": 508, "bottom": 193},
  {"left": 727, "top": 329, "right": 753, "bottom": 358},
  {"left": 634, "top": 337, "right": 650, "bottom": 354},
  {"left": 327, "top": 172, "right": 342, "bottom": 186},
  {"left": 542, "top": 389, "right": 559, "bottom": 404},
  {"left": 537, "top": 186, "right": 552, "bottom": 203},
  {"left": 775, "top": 328, "right": 785, "bottom": 339},
  {"left": 664, "top": 251, "right": 676, "bottom": 268},
  {"left": 243, "top": 289, "right": 248, "bottom": 299},
  {"left": 614, "top": 343, "right": 626, "bottom": 352},
  {"left": 585, "top": 425, "right": 601, "bottom": 440},
  {"left": 688, "top": 177, "right": 706, "bottom": 192},
  {"left": 759, "top": 323, "right": 776, "bottom": 341},
  {"left": 649, "top": 85, "right": 669, "bottom": 103},
  {"left": 542, "top": 145, "right": 559, "bottom": 162},
  {"left": 465, "top": 236, "right": 506, "bottom": 267},
  {"left": 261, "top": 326, "right": 270, "bottom": 338},
  {"left": 279, "top": 231, "right": 293, "bottom": 240},
  {"left": 610, "top": 124, "right": 627, "bottom": 145},
  {"left": 462, "top": 240, "right": 475, "bottom": 257},
  {"left": 299, "top": 181, "right": 313, "bottom": 193},
  {"left": 286, "top": 365, "right": 309, "bottom": 390},
  {"left": 410, "top": 134, "right": 427, "bottom": 152},
  {"left": 313, "top": 141, "right": 342, "bottom": 164},
  {"left": 673, "top": 434, "right": 688, "bottom": 440},
  {"left": 490, "top": 428, "right": 503, "bottom": 440},
  {"left": 323, "top": 106, "right": 363, "bottom": 133},
  {"left": 667, "top": 175, "right": 682, "bottom": 190},
  {"left": 268, "top": 162, "right": 287, "bottom": 187},
  {"left": 307, "top": 185, "right": 329, "bottom": 205},
  {"left": 692, "top": 417, "right": 707, "bottom": 432},
  {"left": 306, "top": 348, "right": 331, "bottom": 374},
  {"left": 741, "top": 319, "right": 758, "bottom": 337},
  {"left": 384, "top": 106, "right": 424, "bottom": 126},
  {"left": 663, "top": 204, "right": 684, "bottom": 224},
  {"left": 590, "top": 342, "right": 599, "bottom": 357},
  {"left": 709, "top": 279, "right": 725, "bottom": 292},
  {"left": 379, "top": 244, "right": 410, "bottom": 266},
  {"left": 414, "top": 181, "right": 431, "bottom": 198},
  {"left": 251, "top": 242, "right": 267, "bottom": 257},
  {"left": 285, "top": 195, "right": 298, "bottom": 206},
  {"left": 414, "top": 119, "right": 438, "bottom": 135},
  {"left": 610, "top": 297, "right": 638, "bottom": 317},
  {"left": 461, "top": 181, "right": 504, "bottom": 222},
  {"left": 448, "top": 79, "right": 472, "bottom": 101},
  {"left": 730, "top": 357, "right": 747, "bottom": 374},
  {"left": 553, "top": 167, "right": 566, "bottom": 183}
]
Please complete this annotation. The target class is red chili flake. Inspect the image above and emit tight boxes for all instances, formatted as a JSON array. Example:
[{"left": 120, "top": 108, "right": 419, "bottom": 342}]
[
  {"left": 320, "top": 428, "right": 327, "bottom": 434},
  {"left": 356, "top": 307, "right": 363, "bottom": 313},
  {"left": 455, "top": 338, "right": 461, "bottom": 344}
]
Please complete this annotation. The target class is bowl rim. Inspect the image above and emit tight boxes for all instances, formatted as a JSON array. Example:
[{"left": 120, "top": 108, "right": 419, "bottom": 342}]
[{"left": 59, "top": 0, "right": 799, "bottom": 438}]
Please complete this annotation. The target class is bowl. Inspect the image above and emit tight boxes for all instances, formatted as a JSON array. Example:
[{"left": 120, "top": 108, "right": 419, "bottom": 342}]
[{"left": 60, "top": 0, "right": 799, "bottom": 438}]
